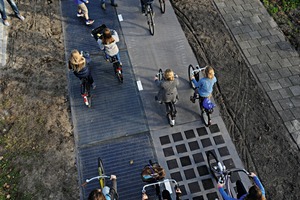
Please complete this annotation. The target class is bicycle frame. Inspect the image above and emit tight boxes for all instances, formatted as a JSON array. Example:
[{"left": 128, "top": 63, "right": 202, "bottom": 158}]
[{"left": 142, "top": 179, "right": 179, "bottom": 199}]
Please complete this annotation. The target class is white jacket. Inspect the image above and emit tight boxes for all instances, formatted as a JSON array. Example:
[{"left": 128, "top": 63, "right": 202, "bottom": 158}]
[{"left": 97, "top": 29, "right": 119, "bottom": 56}]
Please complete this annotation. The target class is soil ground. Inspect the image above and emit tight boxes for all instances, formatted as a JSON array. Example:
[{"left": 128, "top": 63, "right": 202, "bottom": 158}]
[{"left": 0, "top": 0, "right": 299, "bottom": 199}]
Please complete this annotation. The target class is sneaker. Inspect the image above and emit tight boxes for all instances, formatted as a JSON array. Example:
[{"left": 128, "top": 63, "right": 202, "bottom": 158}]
[
  {"left": 3, "top": 20, "right": 9, "bottom": 26},
  {"left": 77, "top": 12, "right": 84, "bottom": 17},
  {"left": 16, "top": 14, "right": 25, "bottom": 21},
  {"left": 190, "top": 96, "right": 195, "bottom": 103},
  {"left": 86, "top": 19, "right": 94, "bottom": 25},
  {"left": 92, "top": 83, "right": 96, "bottom": 89},
  {"left": 101, "top": 3, "right": 106, "bottom": 10},
  {"left": 111, "top": 3, "right": 118, "bottom": 7},
  {"left": 208, "top": 120, "right": 212, "bottom": 126}
]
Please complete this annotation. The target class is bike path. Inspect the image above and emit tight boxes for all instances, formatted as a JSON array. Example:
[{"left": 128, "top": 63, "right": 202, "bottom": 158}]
[{"left": 61, "top": 0, "right": 251, "bottom": 200}]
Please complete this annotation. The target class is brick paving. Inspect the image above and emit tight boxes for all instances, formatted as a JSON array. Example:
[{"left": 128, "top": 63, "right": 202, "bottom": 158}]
[{"left": 214, "top": 0, "right": 300, "bottom": 148}]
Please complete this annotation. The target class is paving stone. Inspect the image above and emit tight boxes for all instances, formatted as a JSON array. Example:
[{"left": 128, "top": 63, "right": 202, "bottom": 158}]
[
  {"left": 278, "top": 58, "right": 292, "bottom": 68},
  {"left": 267, "top": 52, "right": 281, "bottom": 61},
  {"left": 289, "top": 85, "right": 300, "bottom": 96},
  {"left": 250, "top": 15, "right": 262, "bottom": 24},
  {"left": 289, "top": 66, "right": 300, "bottom": 75},
  {"left": 202, "top": 178, "right": 214, "bottom": 190},
  {"left": 240, "top": 17, "right": 252, "bottom": 25},
  {"left": 247, "top": 47, "right": 260, "bottom": 56},
  {"left": 269, "top": 19, "right": 278, "bottom": 28},
  {"left": 172, "top": 132, "right": 183, "bottom": 142},
  {"left": 163, "top": 147, "right": 174, "bottom": 157},
  {"left": 278, "top": 67, "right": 292, "bottom": 77},
  {"left": 192, "top": 153, "right": 204, "bottom": 164},
  {"left": 258, "top": 37, "right": 271, "bottom": 45},
  {"left": 249, "top": 31, "right": 261, "bottom": 39},
  {"left": 233, "top": 0, "right": 244, "bottom": 5},
  {"left": 257, "top": 63, "right": 271, "bottom": 72},
  {"left": 268, "top": 35, "right": 281, "bottom": 43},
  {"left": 232, "top": 12, "right": 243, "bottom": 20},
  {"left": 268, "top": 28, "right": 282, "bottom": 36},
  {"left": 277, "top": 41, "right": 293, "bottom": 50},
  {"left": 241, "top": 25, "right": 252, "bottom": 33},
  {"left": 258, "top": 45, "right": 271, "bottom": 53},
  {"left": 171, "top": 171, "right": 183, "bottom": 182},
  {"left": 188, "top": 182, "right": 201, "bottom": 193},
  {"left": 267, "top": 60, "right": 281, "bottom": 70},
  {"left": 262, "top": 82, "right": 271, "bottom": 92},
  {"left": 257, "top": 72, "right": 270, "bottom": 82},
  {"left": 215, "top": 2, "right": 226, "bottom": 8},
  {"left": 273, "top": 101, "right": 283, "bottom": 112},
  {"left": 278, "top": 50, "right": 293, "bottom": 58},
  {"left": 258, "top": 54, "right": 271, "bottom": 63},
  {"left": 267, "top": 43, "right": 280, "bottom": 52},
  {"left": 278, "top": 77, "right": 293, "bottom": 88},
  {"left": 291, "top": 107, "right": 300, "bottom": 118},
  {"left": 239, "top": 33, "right": 252, "bottom": 41},
  {"left": 197, "top": 165, "right": 209, "bottom": 176},
  {"left": 242, "top": 49, "right": 251, "bottom": 57},
  {"left": 278, "top": 110, "right": 295, "bottom": 122},
  {"left": 232, "top": 27, "right": 243, "bottom": 35},
  {"left": 290, "top": 96, "right": 300, "bottom": 107},
  {"left": 239, "top": 41, "right": 251, "bottom": 49},
  {"left": 258, "top": 29, "right": 270, "bottom": 37},
  {"left": 289, "top": 75, "right": 300, "bottom": 85},
  {"left": 218, "top": 8, "right": 226, "bottom": 15},
  {"left": 250, "top": 23, "right": 262, "bottom": 31},
  {"left": 188, "top": 141, "right": 200, "bottom": 151},
  {"left": 251, "top": 64, "right": 261, "bottom": 74},
  {"left": 268, "top": 80, "right": 282, "bottom": 90},
  {"left": 278, "top": 88, "right": 294, "bottom": 99},
  {"left": 291, "top": 131, "right": 300, "bottom": 145},
  {"left": 223, "top": 14, "right": 234, "bottom": 22},
  {"left": 259, "top": 21, "right": 272, "bottom": 29},
  {"left": 233, "top": 5, "right": 244, "bottom": 12},
  {"left": 185, "top": 129, "right": 196, "bottom": 139},
  {"left": 176, "top": 144, "right": 188, "bottom": 153},
  {"left": 242, "top": 11, "right": 253, "bottom": 18},
  {"left": 267, "top": 90, "right": 282, "bottom": 101},
  {"left": 284, "top": 121, "right": 296, "bottom": 132},
  {"left": 278, "top": 98, "right": 294, "bottom": 109},
  {"left": 268, "top": 70, "right": 282, "bottom": 80},
  {"left": 224, "top": 7, "right": 235, "bottom": 14},
  {"left": 248, "top": 56, "right": 260, "bottom": 65},
  {"left": 291, "top": 119, "right": 300, "bottom": 131},
  {"left": 289, "top": 57, "right": 300, "bottom": 65},
  {"left": 184, "top": 168, "right": 196, "bottom": 179}
]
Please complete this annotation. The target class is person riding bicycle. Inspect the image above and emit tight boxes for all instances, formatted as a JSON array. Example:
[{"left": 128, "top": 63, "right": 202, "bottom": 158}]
[
  {"left": 88, "top": 175, "right": 118, "bottom": 200},
  {"left": 154, "top": 69, "right": 179, "bottom": 116},
  {"left": 190, "top": 65, "right": 216, "bottom": 124},
  {"left": 140, "top": 0, "right": 152, "bottom": 13},
  {"left": 97, "top": 27, "right": 121, "bottom": 65},
  {"left": 68, "top": 49, "right": 96, "bottom": 91},
  {"left": 217, "top": 172, "right": 266, "bottom": 200}
]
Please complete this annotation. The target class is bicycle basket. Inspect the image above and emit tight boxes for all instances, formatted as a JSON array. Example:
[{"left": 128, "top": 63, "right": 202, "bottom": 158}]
[
  {"left": 91, "top": 24, "right": 107, "bottom": 40},
  {"left": 141, "top": 163, "right": 166, "bottom": 183}
]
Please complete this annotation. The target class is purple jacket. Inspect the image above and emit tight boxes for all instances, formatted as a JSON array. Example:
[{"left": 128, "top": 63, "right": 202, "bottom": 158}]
[{"left": 74, "top": 0, "right": 87, "bottom": 5}]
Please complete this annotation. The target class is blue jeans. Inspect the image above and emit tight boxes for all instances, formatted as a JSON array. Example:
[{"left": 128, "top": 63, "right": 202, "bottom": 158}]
[
  {"left": 101, "top": 0, "right": 115, "bottom": 4},
  {"left": 7, "top": 0, "right": 20, "bottom": 15},
  {"left": 0, "top": 0, "right": 7, "bottom": 20}
]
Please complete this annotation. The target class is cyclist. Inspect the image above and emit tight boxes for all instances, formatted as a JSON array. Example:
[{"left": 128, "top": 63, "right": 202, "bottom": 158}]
[
  {"left": 88, "top": 175, "right": 118, "bottom": 200},
  {"left": 97, "top": 27, "right": 121, "bottom": 65},
  {"left": 190, "top": 65, "right": 217, "bottom": 125},
  {"left": 217, "top": 172, "right": 266, "bottom": 200},
  {"left": 155, "top": 69, "right": 179, "bottom": 118},
  {"left": 68, "top": 49, "right": 96, "bottom": 90}
]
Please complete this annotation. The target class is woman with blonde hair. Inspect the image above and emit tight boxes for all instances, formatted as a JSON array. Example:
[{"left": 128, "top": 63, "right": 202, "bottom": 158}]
[
  {"left": 218, "top": 172, "right": 266, "bottom": 200},
  {"left": 155, "top": 69, "right": 179, "bottom": 126},
  {"left": 68, "top": 49, "right": 95, "bottom": 91}
]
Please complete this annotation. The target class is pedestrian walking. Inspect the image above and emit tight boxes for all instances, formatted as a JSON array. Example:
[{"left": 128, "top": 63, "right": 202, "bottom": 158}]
[
  {"left": 0, "top": 0, "right": 25, "bottom": 26},
  {"left": 101, "top": 0, "right": 117, "bottom": 10},
  {"left": 74, "top": 0, "right": 94, "bottom": 25}
]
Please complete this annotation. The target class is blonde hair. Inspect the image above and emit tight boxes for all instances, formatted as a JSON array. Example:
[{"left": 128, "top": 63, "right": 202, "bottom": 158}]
[
  {"left": 205, "top": 66, "right": 215, "bottom": 79},
  {"left": 164, "top": 69, "right": 175, "bottom": 81},
  {"left": 102, "top": 28, "right": 115, "bottom": 45},
  {"left": 68, "top": 49, "right": 86, "bottom": 72}
]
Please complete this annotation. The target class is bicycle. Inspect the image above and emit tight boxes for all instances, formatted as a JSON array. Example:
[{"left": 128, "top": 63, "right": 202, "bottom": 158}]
[
  {"left": 91, "top": 24, "right": 123, "bottom": 83},
  {"left": 155, "top": 69, "right": 177, "bottom": 127},
  {"left": 159, "top": 0, "right": 165, "bottom": 13},
  {"left": 82, "top": 158, "right": 119, "bottom": 199},
  {"left": 206, "top": 151, "right": 250, "bottom": 198},
  {"left": 80, "top": 51, "right": 92, "bottom": 108},
  {"left": 144, "top": 0, "right": 155, "bottom": 35},
  {"left": 188, "top": 64, "right": 215, "bottom": 127}
]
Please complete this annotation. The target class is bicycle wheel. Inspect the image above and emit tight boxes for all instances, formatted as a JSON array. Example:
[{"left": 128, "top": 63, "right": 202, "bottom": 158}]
[
  {"left": 147, "top": 8, "right": 155, "bottom": 35},
  {"left": 159, "top": 0, "right": 165, "bottom": 13},
  {"left": 188, "top": 64, "right": 196, "bottom": 89},
  {"left": 202, "top": 110, "right": 210, "bottom": 127},
  {"left": 114, "top": 62, "right": 123, "bottom": 83},
  {"left": 206, "top": 151, "right": 219, "bottom": 181},
  {"left": 86, "top": 83, "right": 92, "bottom": 108},
  {"left": 98, "top": 158, "right": 106, "bottom": 189}
]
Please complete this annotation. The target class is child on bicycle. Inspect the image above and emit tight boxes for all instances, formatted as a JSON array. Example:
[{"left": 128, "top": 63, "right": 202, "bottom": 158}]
[
  {"left": 68, "top": 49, "right": 96, "bottom": 90},
  {"left": 97, "top": 27, "right": 121, "bottom": 65},
  {"left": 88, "top": 175, "right": 118, "bottom": 200},
  {"left": 217, "top": 172, "right": 266, "bottom": 200},
  {"left": 190, "top": 66, "right": 217, "bottom": 124}
]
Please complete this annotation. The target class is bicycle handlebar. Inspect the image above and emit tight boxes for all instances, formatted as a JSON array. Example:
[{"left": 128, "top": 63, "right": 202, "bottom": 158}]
[
  {"left": 191, "top": 65, "right": 207, "bottom": 76},
  {"left": 218, "top": 168, "right": 250, "bottom": 184},
  {"left": 81, "top": 175, "right": 111, "bottom": 187},
  {"left": 142, "top": 179, "right": 178, "bottom": 193}
]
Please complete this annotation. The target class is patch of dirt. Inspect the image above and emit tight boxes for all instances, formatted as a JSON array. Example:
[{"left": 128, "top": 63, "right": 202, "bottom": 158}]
[
  {"left": 170, "top": 0, "right": 300, "bottom": 199},
  {"left": 1, "top": 0, "right": 299, "bottom": 199}
]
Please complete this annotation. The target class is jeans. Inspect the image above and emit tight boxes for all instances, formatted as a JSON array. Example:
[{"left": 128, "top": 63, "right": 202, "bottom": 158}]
[
  {"left": 105, "top": 51, "right": 121, "bottom": 63},
  {"left": 0, "top": 0, "right": 7, "bottom": 20},
  {"left": 7, "top": 0, "right": 20, "bottom": 15}
]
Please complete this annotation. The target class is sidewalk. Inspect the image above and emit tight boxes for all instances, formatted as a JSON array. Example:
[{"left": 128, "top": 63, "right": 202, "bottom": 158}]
[{"left": 213, "top": 0, "right": 300, "bottom": 148}]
